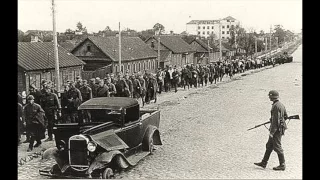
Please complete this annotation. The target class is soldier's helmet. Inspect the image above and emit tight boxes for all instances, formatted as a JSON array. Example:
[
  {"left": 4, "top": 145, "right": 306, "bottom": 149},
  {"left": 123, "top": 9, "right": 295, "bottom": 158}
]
[
  {"left": 27, "top": 95, "right": 35, "bottom": 100},
  {"left": 268, "top": 90, "right": 279, "bottom": 99}
]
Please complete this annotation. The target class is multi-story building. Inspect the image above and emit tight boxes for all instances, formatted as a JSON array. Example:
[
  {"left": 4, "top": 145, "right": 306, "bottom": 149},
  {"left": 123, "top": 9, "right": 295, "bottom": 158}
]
[{"left": 186, "top": 16, "right": 240, "bottom": 40}]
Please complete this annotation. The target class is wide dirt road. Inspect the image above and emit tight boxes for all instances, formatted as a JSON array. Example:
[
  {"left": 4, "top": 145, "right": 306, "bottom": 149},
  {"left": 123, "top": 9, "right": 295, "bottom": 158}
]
[
  {"left": 117, "top": 45, "right": 302, "bottom": 179},
  {"left": 18, "top": 45, "right": 302, "bottom": 179}
]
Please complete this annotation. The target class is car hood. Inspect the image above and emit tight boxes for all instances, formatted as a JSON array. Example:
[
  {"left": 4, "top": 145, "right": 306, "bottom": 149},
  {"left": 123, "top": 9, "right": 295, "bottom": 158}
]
[{"left": 89, "top": 129, "right": 129, "bottom": 151}]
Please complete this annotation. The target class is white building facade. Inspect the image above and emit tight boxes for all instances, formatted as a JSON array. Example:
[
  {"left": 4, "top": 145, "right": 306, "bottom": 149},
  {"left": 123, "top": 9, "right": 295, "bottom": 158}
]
[{"left": 186, "top": 16, "right": 240, "bottom": 40}]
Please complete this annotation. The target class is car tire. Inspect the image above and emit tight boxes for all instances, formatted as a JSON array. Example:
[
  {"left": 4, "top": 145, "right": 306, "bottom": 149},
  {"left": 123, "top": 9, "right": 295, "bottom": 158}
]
[
  {"left": 50, "top": 164, "right": 61, "bottom": 175},
  {"left": 102, "top": 168, "right": 114, "bottom": 179}
]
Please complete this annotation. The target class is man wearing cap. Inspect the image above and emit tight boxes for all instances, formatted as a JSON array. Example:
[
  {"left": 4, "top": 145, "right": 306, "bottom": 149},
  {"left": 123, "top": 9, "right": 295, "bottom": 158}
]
[
  {"left": 156, "top": 68, "right": 165, "bottom": 93},
  {"left": 79, "top": 80, "right": 92, "bottom": 103},
  {"left": 40, "top": 86, "right": 61, "bottom": 141},
  {"left": 254, "top": 90, "right": 288, "bottom": 171},
  {"left": 28, "top": 84, "right": 42, "bottom": 104},
  {"left": 131, "top": 74, "right": 142, "bottom": 99},
  {"left": 124, "top": 73, "right": 133, "bottom": 98},
  {"left": 75, "top": 76, "right": 82, "bottom": 89},
  {"left": 115, "top": 72, "right": 130, "bottom": 97},
  {"left": 66, "top": 81, "right": 82, "bottom": 123},
  {"left": 96, "top": 78, "right": 110, "bottom": 97},
  {"left": 89, "top": 78, "right": 98, "bottom": 98},
  {"left": 145, "top": 72, "right": 157, "bottom": 103},
  {"left": 172, "top": 66, "right": 180, "bottom": 93},
  {"left": 138, "top": 73, "right": 146, "bottom": 106},
  {"left": 24, "top": 95, "right": 46, "bottom": 152},
  {"left": 105, "top": 77, "right": 117, "bottom": 97}
]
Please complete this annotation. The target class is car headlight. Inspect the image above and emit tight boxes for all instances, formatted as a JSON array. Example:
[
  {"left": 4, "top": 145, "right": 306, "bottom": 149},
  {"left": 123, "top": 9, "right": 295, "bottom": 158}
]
[{"left": 87, "top": 142, "right": 97, "bottom": 152}]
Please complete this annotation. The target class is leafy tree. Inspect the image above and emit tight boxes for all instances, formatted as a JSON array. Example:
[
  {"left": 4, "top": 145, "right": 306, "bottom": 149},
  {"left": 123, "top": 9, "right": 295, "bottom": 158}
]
[
  {"left": 18, "top": 29, "right": 25, "bottom": 42},
  {"left": 153, "top": 23, "right": 165, "bottom": 35},
  {"left": 273, "top": 24, "right": 286, "bottom": 44},
  {"left": 138, "top": 29, "right": 156, "bottom": 41},
  {"left": 76, "top": 22, "right": 87, "bottom": 34}
]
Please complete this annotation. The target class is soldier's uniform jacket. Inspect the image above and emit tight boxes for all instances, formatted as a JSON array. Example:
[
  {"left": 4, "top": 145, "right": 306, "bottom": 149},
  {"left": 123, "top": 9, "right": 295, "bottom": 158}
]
[
  {"left": 270, "top": 100, "right": 288, "bottom": 135},
  {"left": 79, "top": 85, "right": 92, "bottom": 102},
  {"left": 24, "top": 102, "right": 45, "bottom": 127},
  {"left": 96, "top": 84, "right": 110, "bottom": 97},
  {"left": 106, "top": 83, "right": 117, "bottom": 97},
  {"left": 172, "top": 71, "right": 180, "bottom": 83},
  {"left": 156, "top": 70, "right": 165, "bottom": 84},
  {"left": 89, "top": 83, "right": 99, "bottom": 98},
  {"left": 131, "top": 78, "right": 142, "bottom": 96},
  {"left": 125, "top": 79, "right": 133, "bottom": 97},
  {"left": 138, "top": 78, "right": 146, "bottom": 96},
  {"left": 75, "top": 81, "right": 82, "bottom": 89},
  {"left": 66, "top": 88, "right": 82, "bottom": 111},
  {"left": 40, "top": 92, "right": 61, "bottom": 115},
  {"left": 29, "top": 89, "right": 42, "bottom": 104},
  {"left": 115, "top": 79, "right": 129, "bottom": 97}
]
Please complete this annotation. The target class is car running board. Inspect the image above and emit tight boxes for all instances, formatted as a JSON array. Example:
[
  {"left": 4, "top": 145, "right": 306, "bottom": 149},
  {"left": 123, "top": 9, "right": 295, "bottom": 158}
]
[{"left": 126, "top": 151, "right": 150, "bottom": 166}]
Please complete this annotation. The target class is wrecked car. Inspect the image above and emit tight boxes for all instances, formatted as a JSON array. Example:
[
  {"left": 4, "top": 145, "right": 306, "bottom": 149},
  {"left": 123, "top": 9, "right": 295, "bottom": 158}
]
[{"left": 39, "top": 97, "right": 162, "bottom": 179}]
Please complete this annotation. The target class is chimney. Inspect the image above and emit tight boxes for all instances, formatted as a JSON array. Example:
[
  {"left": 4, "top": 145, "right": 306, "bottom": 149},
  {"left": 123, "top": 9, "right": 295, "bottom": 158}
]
[{"left": 170, "top": 30, "right": 173, "bottom": 35}]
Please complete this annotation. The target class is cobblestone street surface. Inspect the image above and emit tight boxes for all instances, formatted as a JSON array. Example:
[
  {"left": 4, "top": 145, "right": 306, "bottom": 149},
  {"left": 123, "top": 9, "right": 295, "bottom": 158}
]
[{"left": 18, "top": 45, "right": 302, "bottom": 179}]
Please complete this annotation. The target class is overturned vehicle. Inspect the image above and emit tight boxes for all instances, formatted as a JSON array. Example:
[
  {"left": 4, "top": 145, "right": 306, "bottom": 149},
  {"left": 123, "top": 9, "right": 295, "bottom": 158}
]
[{"left": 39, "top": 97, "right": 162, "bottom": 179}]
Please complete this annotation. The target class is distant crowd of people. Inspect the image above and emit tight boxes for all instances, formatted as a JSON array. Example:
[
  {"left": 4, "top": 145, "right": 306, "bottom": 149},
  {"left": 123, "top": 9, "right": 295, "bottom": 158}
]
[{"left": 17, "top": 55, "right": 281, "bottom": 151}]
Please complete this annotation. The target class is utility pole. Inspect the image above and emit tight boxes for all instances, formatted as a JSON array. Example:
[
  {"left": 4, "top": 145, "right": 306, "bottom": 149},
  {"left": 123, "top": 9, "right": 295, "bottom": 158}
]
[
  {"left": 219, "top": 20, "right": 222, "bottom": 60},
  {"left": 269, "top": 25, "right": 272, "bottom": 57},
  {"left": 265, "top": 36, "right": 267, "bottom": 52},
  {"left": 51, "top": 0, "right": 60, "bottom": 94},
  {"left": 118, "top": 22, "right": 122, "bottom": 73},
  {"left": 157, "top": 31, "right": 161, "bottom": 69}
]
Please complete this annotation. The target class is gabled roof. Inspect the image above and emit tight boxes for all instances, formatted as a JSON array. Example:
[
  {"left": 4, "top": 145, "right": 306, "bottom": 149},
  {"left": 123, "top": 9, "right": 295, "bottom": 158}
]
[
  {"left": 193, "top": 39, "right": 211, "bottom": 51},
  {"left": 72, "top": 36, "right": 157, "bottom": 61},
  {"left": 214, "top": 42, "right": 231, "bottom": 51},
  {"left": 186, "top": 20, "right": 218, "bottom": 24},
  {"left": 223, "top": 16, "right": 236, "bottom": 21},
  {"left": 160, "top": 51, "right": 170, "bottom": 62},
  {"left": 59, "top": 41, "right": 76, "bottom": 52},
  {"left": 18, "top": 42, "right": 85, "bottom": 71},
  {"left": 146, "top": 35, "right": 195, "bottom": 54}
]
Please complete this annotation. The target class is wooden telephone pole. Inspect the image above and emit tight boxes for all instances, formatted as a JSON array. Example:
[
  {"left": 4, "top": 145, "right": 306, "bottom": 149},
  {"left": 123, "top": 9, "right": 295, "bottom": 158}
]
[
  {"left": 51, "top": 0, "right": 60, "bottom": 94},
  {"left": 119, "top": 22, "right": 122, "bottom": 73}
]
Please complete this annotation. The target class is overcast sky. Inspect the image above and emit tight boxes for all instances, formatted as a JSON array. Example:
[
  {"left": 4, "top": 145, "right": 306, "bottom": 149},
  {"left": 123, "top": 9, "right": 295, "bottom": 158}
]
[{"left": 18, "top": 0, "right": 302, "bottom": 34}]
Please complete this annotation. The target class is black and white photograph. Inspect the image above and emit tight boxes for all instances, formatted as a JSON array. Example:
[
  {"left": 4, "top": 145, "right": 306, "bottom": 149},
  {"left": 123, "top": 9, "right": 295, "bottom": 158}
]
[{"left": 18, "top": 0, "right": 302, "bottom": 179}]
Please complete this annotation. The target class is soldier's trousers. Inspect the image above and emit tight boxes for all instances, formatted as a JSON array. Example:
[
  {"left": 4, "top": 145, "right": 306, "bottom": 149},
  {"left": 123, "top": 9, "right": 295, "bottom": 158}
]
[
  {"left": 46, "top": 114, "right": 54, "bottom": 139},
  {"left": 262, "top": 131, "right": 285, "bottom": 164}
]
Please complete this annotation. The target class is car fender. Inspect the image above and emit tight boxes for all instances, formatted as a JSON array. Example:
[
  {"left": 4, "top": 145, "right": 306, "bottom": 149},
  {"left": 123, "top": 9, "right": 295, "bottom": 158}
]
[
  {"left": 87, "top": 150, "right": 132, "bottom": 175},
  {"left": 142, "top": 125, "right": 162, "bottom": 150},
  {"left": 41, "top": 147, "right": 69, "bottom": 173}
]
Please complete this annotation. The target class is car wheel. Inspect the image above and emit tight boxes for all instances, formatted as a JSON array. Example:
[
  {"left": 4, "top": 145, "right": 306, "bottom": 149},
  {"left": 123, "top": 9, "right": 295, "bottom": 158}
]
[
  {"left": 102, "top": 168, "right": 114, "bottom": 179},
  {"left": 50, "top": 164, "right": 61, "bottom": 175}
]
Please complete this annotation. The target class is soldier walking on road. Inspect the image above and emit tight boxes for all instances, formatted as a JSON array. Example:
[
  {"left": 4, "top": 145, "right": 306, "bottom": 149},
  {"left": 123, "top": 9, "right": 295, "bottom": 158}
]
[
  {"left": 124, "top": 73, "right": 133, "bottom": 98},
  {"left": 105, "top": 77, "right": 117, "bottom": 97},
  {"left": 79, "top": 80, "right": 92, "bottom": 103},
  {"left": 24, "top": 95, "right": 46, "bottom": 152},
  {"left": 40, "top": 86, "right": 61, "bottom": 141},
  {"left": 254, "top": 90, "right": 288, "bottom": 171},
  {"left": 115, "top": 72, "right": 130, "bottom": 97},
  {"left": 96, "top": 79, "right": 110, "bottom": 97},
  {"left": 89, "top": 78, "right": 98, "bottom": 98}
]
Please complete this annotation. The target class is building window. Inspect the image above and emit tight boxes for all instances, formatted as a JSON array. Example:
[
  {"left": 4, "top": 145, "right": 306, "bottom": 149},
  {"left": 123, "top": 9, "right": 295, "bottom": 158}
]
[
  {"left": 138, "top": 63, "right": 141, "bottom": 71},
  {"left": 203, "top": 32, "right": 205, "bottom": 35},
  {"left": 203, "top": 26, "right": 205, "bottom": 29},
  {"left": 211, "top": 31, "right": 214, "bottom": 34},
  {"left": 227, "top": 20, "right": 230, "bottom": 22},
  {"left": 222, "top": 37, "right": 225, "bottom": 39},
  {"left": 87, "top": 45, "right": 91, "bottom": 52},
  {"left": 222, "top": 31, "right": 225, "bottom": 34},
  {"left": 212, "top": 26, "right": 214, "bottom": 29},
  {"left": 227, "top": 31, "right": 229, "bottom": 34},
  {"left": 134, "top": 63, "right": 136, "bottom": 72},
  {"left": 231, "top": 25, "right": 234, "bottom": 29},
  {"left": 227, "top": 25, "right": 229, "bottom": 28},
  {"left": 207, "top": 31, "right": 210, "bottom": 34},
  {"left": 128, "top": 64, "right": 130, "bottom": 72},
  {"left": 198, "top": 26, "right": 200, "bottom": 29},
  {"left": 198, "top": 32, "right": 200, "bottom": 35},
  {"left": 207, "top": 26, "right": 209, "bottom": 29},
  {"left": 222, "top": 26, "right": 225, "bottom": 29}
]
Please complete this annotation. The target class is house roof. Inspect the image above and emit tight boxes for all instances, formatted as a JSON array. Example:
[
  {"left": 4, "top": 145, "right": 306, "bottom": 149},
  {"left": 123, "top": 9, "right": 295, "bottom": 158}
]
[
  {"left": 223, "top": 16, "right": 236, "bottom": 21},
  {"left": 160, "top": 51, "right": 170, "bottom": 62},
  {"left": 73, "top": 36, "right": 157, "bottom": 62},
  {"left": 194, "top": 39, "right": 211, "bottom": 51},
  {"left": 59, "top": 41, "right": 76, "bottom": 52},
  {"left": 147, "top": 35, "right": 195, "bottom": 54},
  {"left": 18, "top": 42, "right": 85, "bottom": 71},
  {"left": 214, "top": 42, "right": 231, "bottom": 51},
  {"left": 186, "top": 20, "right": 218, "bottom": 24}
]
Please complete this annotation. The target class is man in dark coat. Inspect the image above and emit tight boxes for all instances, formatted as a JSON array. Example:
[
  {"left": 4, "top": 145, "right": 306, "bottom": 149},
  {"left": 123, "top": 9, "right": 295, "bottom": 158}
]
[
  {"left": 28, "top": 84, "right": 42, "bottom": 104},
  {"left": 105, "top": 77, "right": 117, "bottom": 97},
  {"left": 131, "top": 74, "right": 142, "bottom": 99},
  {"left": 172, "top": 67, "right": 180, "bottom": 93},
  {"left": 181, "top": 65, "right": 191, "bottom": 90},
  {"left": 89, "top": 78, "right": 98, "bottom": 98},
  {"left": 79, "top": 80, "right": 92, "bottom": 103},
  {"left": 24, "top": 95, "right": 46, "bottom": 151},
  {"left": 66, "top": 81, "right": 82, "bottom": 123},
  {"left": 138, "top": 73, "right": 146, "bottom": 106},
  {"left": 40, "top": 86, "right": 61, "bottom": 141},
  {"left": 96, "top": 79, "right": 110, "bottom": 97},
  {"left": 145, "top": 73, "right": 158, "bottom": 104},
  {"left": 254, "top": 90, "right": 288, "bottom": 171},
  {"left": 115, "top": 72, "right": 130, "bottom": 97},
  {"left": 124, "top": 73, "right": 133, "bottom": 98}
]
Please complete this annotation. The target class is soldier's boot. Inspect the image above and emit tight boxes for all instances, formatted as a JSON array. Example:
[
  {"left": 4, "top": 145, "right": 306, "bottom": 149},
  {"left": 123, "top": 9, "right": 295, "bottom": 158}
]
[
  {"left": 273, "top": 153, "right": 286, "bottom": 171},
  {"left": 254, "top": 161, "right": 267, "bottom": 168}
]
